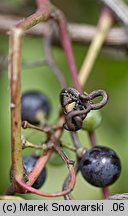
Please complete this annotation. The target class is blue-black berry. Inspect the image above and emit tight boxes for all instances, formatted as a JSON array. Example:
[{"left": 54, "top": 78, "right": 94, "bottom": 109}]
[
  {"left": 79, "top": 146, "right": 121, "bottom": 187},
  {"left": 21, "top": 91, "right": 51, "bottom": 125},
  {"left": 23, "top": 155, "right": 47, "bottom": 189}
]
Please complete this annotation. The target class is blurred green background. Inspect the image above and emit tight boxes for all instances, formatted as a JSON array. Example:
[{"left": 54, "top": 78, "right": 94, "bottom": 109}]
[{"left": 0, "top": 0, "right": 128, "bottom": 200}]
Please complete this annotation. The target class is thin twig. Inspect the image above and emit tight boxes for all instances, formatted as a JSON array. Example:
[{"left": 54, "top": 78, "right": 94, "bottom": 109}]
[
  {"left": 43, "top": 22, "right": 67, "bottom": 88},
  {"left": 26, "top": 149, "right": 54, "bottom": 186},
  {"left": 22, "top": 120, "right": 51, "bottom": 133},
  {"left": 71, "top": 132, "right": 81, "bottom": 150},
  {"left": 88, "top": 131, "right": 97, "bottom": 147},
  {"left": 78, "top": 7, "right": 113, "bottom": 87},
  {"left": 52, "top": 10, "right": 82, "bottom": 92},
  {"left": 60, "top": 142, "right": 76, "bottom": 152},
  {"left": 16, "top": 162, "right": 75, "bottom": 197},
  {"left": 15, "top": 2, "right": 54, "bottom": 31},
  {"left": 53, "top": 143, "right": 70, "bottom": 164},
  {"left": 22, "top": 120, "right": 63, "bottom": 134},
  {"left": 21, "top": 137, "right": 47, "bottom": 150},
  {"left": 63, "top": 163, "right": 79, "bottom": 200},
  {"left": 0, "top": 14, "right": 127, "bottom": 49}
]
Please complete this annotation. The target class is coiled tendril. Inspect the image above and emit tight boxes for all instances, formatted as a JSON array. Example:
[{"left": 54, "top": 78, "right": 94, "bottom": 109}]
[{"left": 60, "top": 88, "right": 108, "bottom": 131}]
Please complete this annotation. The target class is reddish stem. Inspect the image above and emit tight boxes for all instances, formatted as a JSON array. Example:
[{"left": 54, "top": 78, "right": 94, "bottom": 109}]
[
  {"left": 16, "top": 2, "right": 53, "bottom": 31},
  {"left": 88, "top": 131, "right": 97, "bottom": 147},
  {"left": 27, "top": 150, "right": 53, "bottom": 185},
  {"left": 102, "top": 187, "right": 109, "bottom": 199},
  {"left": 16, "top": 164, "right": 75, "bottom": 197},
  {"left": 52, "top": 10, "right": 82, "bottom": 92}
]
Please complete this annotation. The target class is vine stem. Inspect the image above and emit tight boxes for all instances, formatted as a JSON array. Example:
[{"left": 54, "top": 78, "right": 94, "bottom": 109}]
[
  {"left": 16, "top": 163, "right": 75, "bottom": 197},
  {"left": 26, "top": 149, "right": 54, "bottom": 186},
  {"left": 63, "top": 163, "right": 79, "bottom": 200},
  {"left": 71, "top": 132, "right": 81, "bottom": 149},
  {"left": 0, "top": 14, "right": 128, "bottom": 49},
  {"left": 43, "top": 24, "right": 67, "bottom": 88},
  {"left": 9, "top": 0, "right": 54, "bottom": 192},
  {"left": 78, "top": 7, "right": 113, "bottom": 86},
  {"left": 16, "top": 2, "right": 54, "bottom": 30},
  {"left": 10, "top": 27, "right": 24, "bottom": 185},
  {"left": 52, "top": 10, "right": 82, "bottom": 92}
]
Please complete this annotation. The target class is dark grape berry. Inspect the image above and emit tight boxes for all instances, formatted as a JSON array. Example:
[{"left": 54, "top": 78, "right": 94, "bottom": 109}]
[
  {"left": 79, "top": 146, "right": 121, "bottom": 187},
  {"left": 23, "top": 155, "right": 47, "bottom": 189},
  {"left": 21, "top": 91, "right": 51, "bottom": 125}
]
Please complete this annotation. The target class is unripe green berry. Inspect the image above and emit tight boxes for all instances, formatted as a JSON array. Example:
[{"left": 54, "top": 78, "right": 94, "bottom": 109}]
[
  {"left": 82, "top": 110, "right": 102, "bottom": 132},
  {"left": 49, "top": 151, "right": 64, "bottom": 166}
]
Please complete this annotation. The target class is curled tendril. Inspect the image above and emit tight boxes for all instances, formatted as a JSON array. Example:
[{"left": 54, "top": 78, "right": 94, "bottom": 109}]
[{"left": 60, "top": 88, "right": 108, "bottom": 131}]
